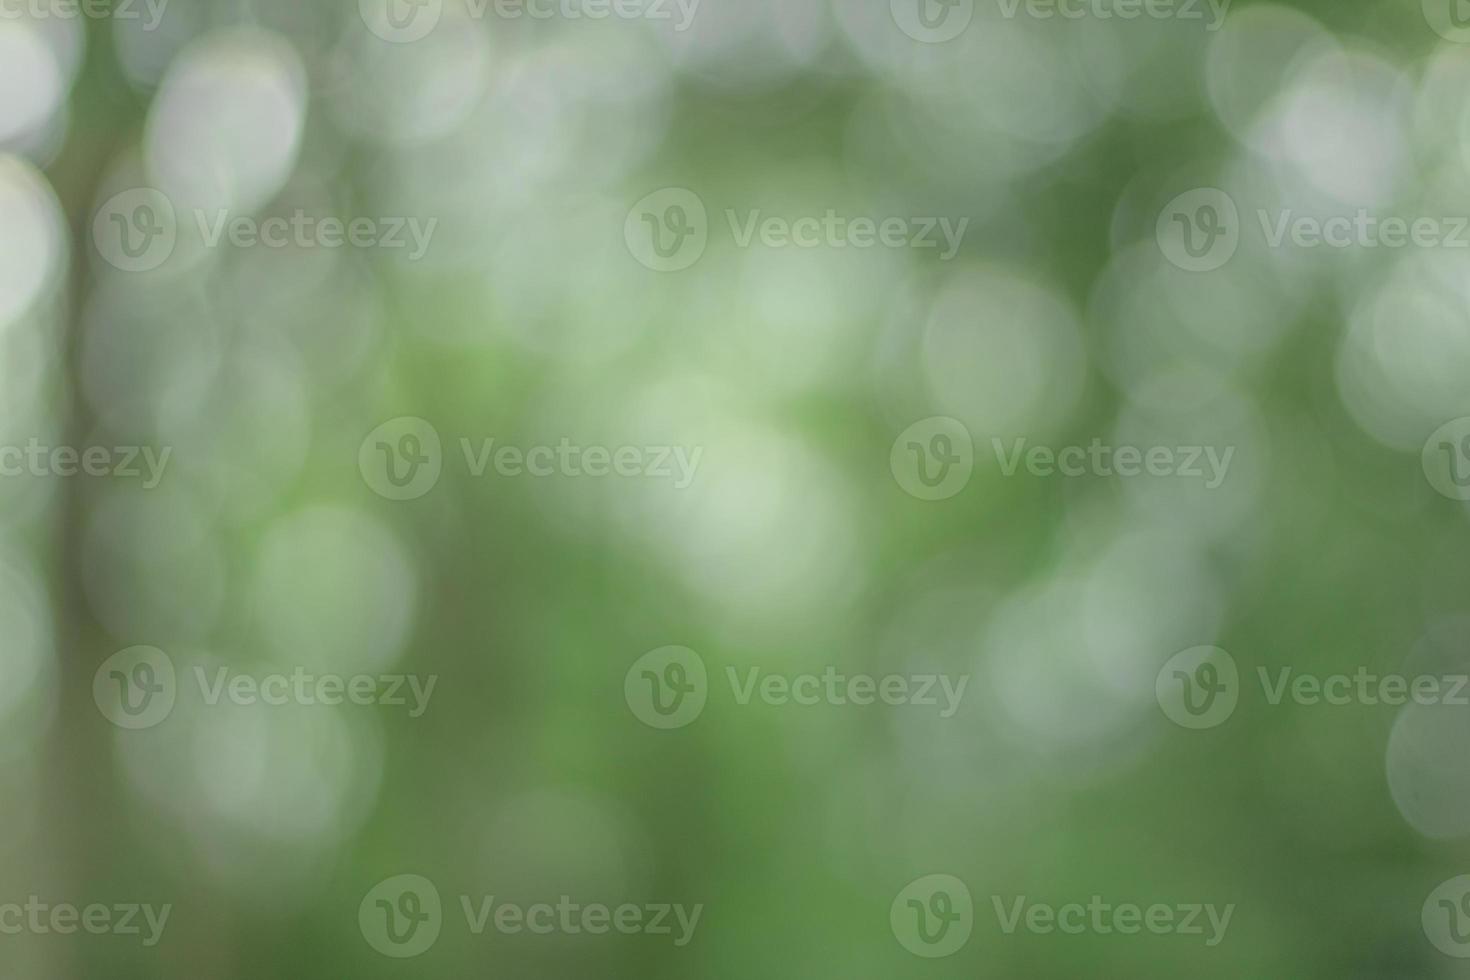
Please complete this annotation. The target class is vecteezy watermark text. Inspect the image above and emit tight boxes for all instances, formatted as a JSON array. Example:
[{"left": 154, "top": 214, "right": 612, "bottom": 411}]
[
  {"left": 995, "top": 0, "right": 1229, "bottom": 28},
  {"left": 1156, "top": 646, "right": 1470, "bottom": 730},
  {"left": 93, "top": 647, "right": 437, "bottom": 730},
  {"left": 889, "top": 418, "right": 1235, "bottom": 501},
  {"left": 358, "top": 875, "right": 701, "bottom": 959},
  {"left": 0, "top": 0, "right": 168, "bottom": 28},
  {"left": 359, "top": 417, "right": 703, "bottom": 501},
  {"left": 460, "top": 895, "right": 701, "bottom": 945},
  {"left": 1157, "top": 188, "right": 1470, "bottom": 272},
  {"left": 726, "top": 666, "right": 968, "bottom": 716},
  {"left": 888, "top": 875, "right": 1233, "bottom": 957},
  {"left": 724, "top": 210, "right": 968, "bottom": 260},
  {"left": 194, "top": 210, "right": 437, "bottom": 261},
  {"left": 359, "top": 0, "right": 700, "bottom": 44},
  {"left": 889, "top": 0, "right": 1228, "bottom": 43},
  {"left": 992, "top": 438, "right": 1234, "bottom": 488},
  {"left": 624, "top": 188, "right": 969, "bottom": 272},
  {"left": 1256, "top": 211, "right": 1470, "bottom": 251},
  {"left": 991, "top": 895, "right": 1234, "bottom": 945},
  {"left": 624, "top": 647, "right": 969, "bottom": 729},
  {"left": 0, "top": 440, "right": 170, "bottom": 488},
  {"left": 92, "top": 189, "right": 438, "bottom": 273},
  {"left": 0, "top": 898, "right": 170, "bottom": 946}
]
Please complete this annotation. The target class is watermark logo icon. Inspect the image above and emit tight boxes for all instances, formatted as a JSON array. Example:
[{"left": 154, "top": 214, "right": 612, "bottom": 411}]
[
  {"left": 1424, "top": 876, "right": 1470, "bottom": 957},
  {"left": 360, "top": 875, "right": 442, "bottom": 958},
  {"left": 93, "top": 646, "right": 176, "bottom": 730},
  {"left": 1156, "top": 646, "right": 1238, "bottom": 729},
  {"left": 891, "top": 0, "right": 973, "bottom": 42},
  {"left": 625, "top": 646, "right": 707, "bottom": 729},
  {"left": 1423, "top": 418, "right": 1470, "bottom": 501},
  {"left": 360, "top": 0, "right": 442, "bottom": 41},
  {"left": 890, "top": 417, "right": 974, "bottom": 501},
  {"left": 625, "top": 188, "right": 708, "bottom": 272},
  {"left": 891, "top": 874, "right": 973, "bottom": 958},
  {"left": 93, "top": 189, "right": 176, "bottom": 273},
  {"left": 1156, "top": 189, "right": 1239, "bottom": 272},
  {"left": 1424, "top": 0, "right": 1470, "bottom": 41},
  {"left": 360, "top": 417, "right": 443, "bottom": 501}
]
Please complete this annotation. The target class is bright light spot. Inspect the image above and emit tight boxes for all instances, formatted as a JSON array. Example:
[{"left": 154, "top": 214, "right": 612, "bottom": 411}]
[
  {"left": 0, "top": 156, "right": 63, "bottom": 329},
  {"left": 982, "top": 523, "right": 1223, "bottom": 754},
  {"left": 1388, "top": 620, "right": 1470, "bottom": 839},
  {"left": 1336, "top": 251, "right": 1470, "bottom": 450},
  {"left": 115, "top": 691, "right": 383, "bottom": 894},
  {"left": 993, "top": 525, "right": 1223, "bottom": 758},
  {"left": 1255, "top": 50, "right": 1411, "bottom": 207},
  {"left": 328, "top": 11, "right": 491, "bottom": 146},
  {"left": 147, "top": 29, "right": 307, "bottom": 212},
  {"left": 1206, "top": 5, "right": 1338, "bottom": 153},
  {"left": 0, "top": 22, "right": 64, "bottom": 147}
]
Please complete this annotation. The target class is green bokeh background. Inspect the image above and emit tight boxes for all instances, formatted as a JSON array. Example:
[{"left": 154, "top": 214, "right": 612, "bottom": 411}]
[{"left": 1, "top": 0, "right": 1469, "bottom": 977}]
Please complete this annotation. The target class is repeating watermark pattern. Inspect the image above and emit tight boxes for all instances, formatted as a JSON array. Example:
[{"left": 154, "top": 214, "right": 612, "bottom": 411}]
[
  {"left": 891, "top": 875, "right": 973, "bottom": 958},
  {"left": 624, "top": 647, "right": 969, "bottom": 729},
  {"left": 359, "top": 876, "right": 702, "bottom": 959},
  {"left": 1257, "top": 211, "right": 1470, "bottom": 251},
  {"left": 0, "top": 0, "right": 168, "bottom": 27},
  {"left": 0, "top": 440, "right": 170, "bottom": 488},
  {"left": 727, "top": 666, "right": 968, "bottom": 716},
  {"left": 993, "top": 438, "right": 1234, "bottom": 488},
  {"left": 359, "top": 0, "right": 699, "bottom": 43},
  {"left": 360, "top": 876, "right": 442, "bottom": 959},
  {"left": 890, "top": 419, "right": 1234, "bottom": 501},
  {"left": 1255, "top": 667, "right": 1470, "bottom": 708},
  {"left": 0, "top": 899, "right": 170, "bottom": 946},
  {"left": 1156, "top": 648, "right": 1470, "bottom": 730},
  {"left": 1424, "top": 876, "right": 1470, "bottom": 958},
  {"left": 1424, "top": 0, "right": 1470, "bottom": 43},
  {"left": 460, "top": 896, "right": 701, "bottom": 945},
  {"left": 891, "top": 0, "right": 1227, "bottom": 42},
  {"left": 624, "top": 646, "right": 708, "bottom": 730},
  {"left": 1423, "top": 417, "right": 1470, "bottom": 501},
  {"left": 1155, "top": 189, "right": 1239, "bottom": 272},
  {"left": 1158, "top": 188, "right": 1470, "bottom": 272},
  {"left": 194, "top": 210, "right": 437, "bottom": 261},
  {"left": 995, "top": 0, "right": 1229, "bottom": 28},
  {"left": 624, "top": 188, "right": 970, "bottom": 272},
  {"left": 890, "top": 417, "right": 975, "bottom": 501},
  {"left": 91, "top": 189, "right": 177, "bottom": 274},
  {"left": 1156, "top": 646, "right": 1239, "bottom": 729},
  {"left": 93, "top": 647, "right": 437, "bottom": 730},
  {"left": 992, "top": 896, "right": 1234, "bottom": 945},
  {"left": 92, "top": 647, "right": 176, "bottom": 731},
  {"left": 725, "top": 210, "right": 969, "bottom": 261},
  {"left": 624, "top": 189, "right": 708, "bottom": 273},
  {"left": 891, "top": 0, "right": 974, "bottom": 42},
  {"left": 359, "top": 417, "right": 702, "bottom": 501},
  {"left": 892, "top": 877, "right": 1231, "bottom": 955},
  {"left": 92, "top": 189, "right": 437, "bottom": 273},
  {"left": 359, "top": 418, "right": 443, "bottom": 502}
]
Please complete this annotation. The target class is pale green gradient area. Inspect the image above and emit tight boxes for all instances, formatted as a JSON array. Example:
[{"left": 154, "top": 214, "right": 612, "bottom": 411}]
[{"left": 0, "top": 0, "right": 1465, "bottom": 977}]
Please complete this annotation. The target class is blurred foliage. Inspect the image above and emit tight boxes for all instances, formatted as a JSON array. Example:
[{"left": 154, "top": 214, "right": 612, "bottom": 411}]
[{"left": 0, "top": 0, "right": 1468, "bottom": 977}]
